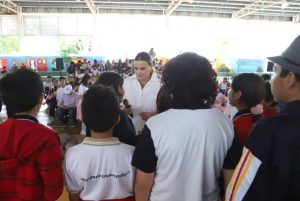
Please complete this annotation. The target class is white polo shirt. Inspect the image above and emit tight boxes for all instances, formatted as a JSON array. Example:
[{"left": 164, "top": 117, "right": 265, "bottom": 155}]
[
  {"left": 64, "top": 137, "right": 135, "bottom": 200},
  {"left": 132, "top": 108, "right": 234, "bottom": 201},
  {"left": 123, "top": 73, "right": 161, "bottom": 134}
]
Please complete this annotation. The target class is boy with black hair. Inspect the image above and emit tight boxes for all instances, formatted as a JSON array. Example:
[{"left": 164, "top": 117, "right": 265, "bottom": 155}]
[
  {"left": 64, "top": 85, "right": 135, "bottom": 201},
  {"left": 226, "top": 35, "right": 300, "bottom": 201},
  {"left": 44, "top": 75, "right": 54, "bottom": 94},
  {"left": 0, "top": 69, "right": 63, "bottom": 200}
]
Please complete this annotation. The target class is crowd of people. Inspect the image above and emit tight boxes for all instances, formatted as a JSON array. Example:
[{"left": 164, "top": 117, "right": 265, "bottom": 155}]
[{"left": 1, "top": 36, "right": 300, "bottom": 201}]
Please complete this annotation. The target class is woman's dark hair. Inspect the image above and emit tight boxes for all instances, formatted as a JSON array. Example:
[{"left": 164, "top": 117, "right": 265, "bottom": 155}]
[
  {"left": 261, "top": 74, "right": 271, "bottom": 81},
  {"left": 82, "top": 85, "right": 120, "bottom": 132},
  {"left": 231, "top": 73, "right": 265, "bottom": 108},
  {"left": 162, "top": 52, "right": 217, "bottom": 109},
  {"left": 135, "top": 52, "right": 152, "bottom": 66},
  {"left": 156, "top": 86, "right": 172, "bottom": 113},
  {"left": 95, "top": 72, "right": 123, "bottom": 97},
  {"left": 0, "top": 69, "right": 44, "bottom": 117},
  {"left": 81, "top": 74, "right": 90, "bottom": 87},
  {"left": 264, "top": 81, "right": 274, "bottom": 103}
]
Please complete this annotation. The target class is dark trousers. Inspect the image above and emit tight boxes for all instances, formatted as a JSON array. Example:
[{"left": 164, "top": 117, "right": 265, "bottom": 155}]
[
  {"left": 46, "top": 97, "right": 57, "bottom": 118},
  {"left": 56, "top": 107, "right": 76, "bottom": 125}
]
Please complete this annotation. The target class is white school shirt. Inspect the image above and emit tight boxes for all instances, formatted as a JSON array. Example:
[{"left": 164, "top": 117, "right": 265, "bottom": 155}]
[
  {"left": 146, "top": 109, "right": 234, "bottom": 201},
  {"left": 64, "top": 137, "right": 135, "bottom": 200},
  {"left": 123, "top": 73, "right": 161, "bottom": 134}
]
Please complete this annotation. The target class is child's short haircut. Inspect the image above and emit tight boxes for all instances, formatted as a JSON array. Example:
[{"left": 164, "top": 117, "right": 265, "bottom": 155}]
[
  {"left": 82, "top": 85, "right": 120, "bottom": 132},
  {"left": 95, "top": 72, "right": 123, "bottom": 97},
  {"left": 0, "top": 69, "right": 44, "bottom": 117},
  {"left": 231, "top": 73, "right": 265, "bottom": 107}
]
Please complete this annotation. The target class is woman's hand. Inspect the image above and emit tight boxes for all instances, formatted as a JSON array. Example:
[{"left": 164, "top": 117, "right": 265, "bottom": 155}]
[
  {"left": 123, "top": 107, "right": 133, "bottom": 117},
  {"left": 139, "top": 112, "right": 156, "bottom": 121}
]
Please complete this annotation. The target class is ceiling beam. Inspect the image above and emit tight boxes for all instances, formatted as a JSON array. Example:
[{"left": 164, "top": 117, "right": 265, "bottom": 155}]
[
  {"left": 0, "top": 0, "right": 20, "bottom": 14},
  {"left": 232, "top": 0, "right": 284, "bottom": 18},
  {"left": 84, "top": 0, "right": 97, "bottom": 14},
  {"left": 165, "top": 0, "right": 185, "bottom": 15}
]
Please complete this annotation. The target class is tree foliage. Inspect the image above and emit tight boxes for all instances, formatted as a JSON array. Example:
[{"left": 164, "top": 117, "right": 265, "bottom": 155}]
[{"left": 0, "top": 37, "right": 20, "bottom": 55}]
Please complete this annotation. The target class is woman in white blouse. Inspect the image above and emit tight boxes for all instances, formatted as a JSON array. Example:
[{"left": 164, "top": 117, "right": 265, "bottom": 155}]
[
  {"left": 123, "top": 52, "right": 161, "bottom": 134},
  {"left": 77, "top": 74, "right": 90, "bottom": 135}
]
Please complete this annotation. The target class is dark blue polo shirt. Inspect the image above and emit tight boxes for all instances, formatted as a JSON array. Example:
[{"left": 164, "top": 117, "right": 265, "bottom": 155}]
[{"left": 227, "top": 100, "right": 300, "bottom": 201}]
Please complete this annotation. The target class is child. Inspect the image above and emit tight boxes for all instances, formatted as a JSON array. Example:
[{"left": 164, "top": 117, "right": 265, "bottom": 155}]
[
  {"left": 0, "top": 69, "right": 63, "bottom": 200},
  {"left": 64, "top": 85, "right": 135, "bottom": 201},
  {"left": 225, "top": 34, "right": 300, "bottom": 201},
  {"left": 228, "top": 73, "right": 265, "bottom": 146},
  {"left": 94, "top": 72, "right": 136, "bottom": 146}
]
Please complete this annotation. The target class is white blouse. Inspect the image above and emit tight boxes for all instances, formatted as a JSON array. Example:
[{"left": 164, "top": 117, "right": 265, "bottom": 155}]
[
  {"left": 78, "top": 84, "right": 89, "bottom": 96},
  {"left": 123, "top": 73, "right": 161, "bottom": 134}
]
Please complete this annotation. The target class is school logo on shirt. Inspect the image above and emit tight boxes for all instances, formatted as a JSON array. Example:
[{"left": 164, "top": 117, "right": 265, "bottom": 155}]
[{"left": 81, "top": 171, "right": 131, "bottom": 182}]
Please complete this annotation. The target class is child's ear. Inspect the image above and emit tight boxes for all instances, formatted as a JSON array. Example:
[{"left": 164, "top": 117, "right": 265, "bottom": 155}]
[
  {"left": 38, "top": 95, "right": 44, "bottom": 105},
  {"left": 287, "top": 72, "right": 298, "bottom": 89},
  {"left": 235, "top": 90, "right": 242, "bottom": 101},
  {"left": 115, "top": 114, "right": 121, "bottom": 125}
]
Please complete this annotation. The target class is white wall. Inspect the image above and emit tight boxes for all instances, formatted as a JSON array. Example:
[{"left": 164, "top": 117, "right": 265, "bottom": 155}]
[{"left": 0, "top": 14, "right": 299, "bottom": 59}]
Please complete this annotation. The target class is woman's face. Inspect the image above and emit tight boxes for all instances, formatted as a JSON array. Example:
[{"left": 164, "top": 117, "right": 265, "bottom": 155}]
[{"left": 134, "top": 60, "right": 152, "bottom": 82}]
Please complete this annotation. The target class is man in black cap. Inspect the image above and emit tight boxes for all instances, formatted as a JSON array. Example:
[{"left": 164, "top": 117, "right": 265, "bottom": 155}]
[{"left": 225, "top": 35, "right": 300, "bottom": 201}]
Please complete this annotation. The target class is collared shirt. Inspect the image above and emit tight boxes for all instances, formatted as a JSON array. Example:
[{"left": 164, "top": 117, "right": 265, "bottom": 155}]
[
  {"left": 58, "top": 91, "right": 79, "bottom": 108},
  {"left": 64, "top": 137, "right": 135, "bottom": 200},
  {"left": 226, "top": 100, "right": 300, "bottom": 201},
  {"left": 123, "top": 73, "right": 161, "bottom": 134},
  {"left": 232, "top": 109, "right": 261, "bottom": 146},
  {"left": 56, "top": 86, "right": 65, "bottom": 102},
  {"left": 0, "top": 115, "right": 63, "bottom": 200}
]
